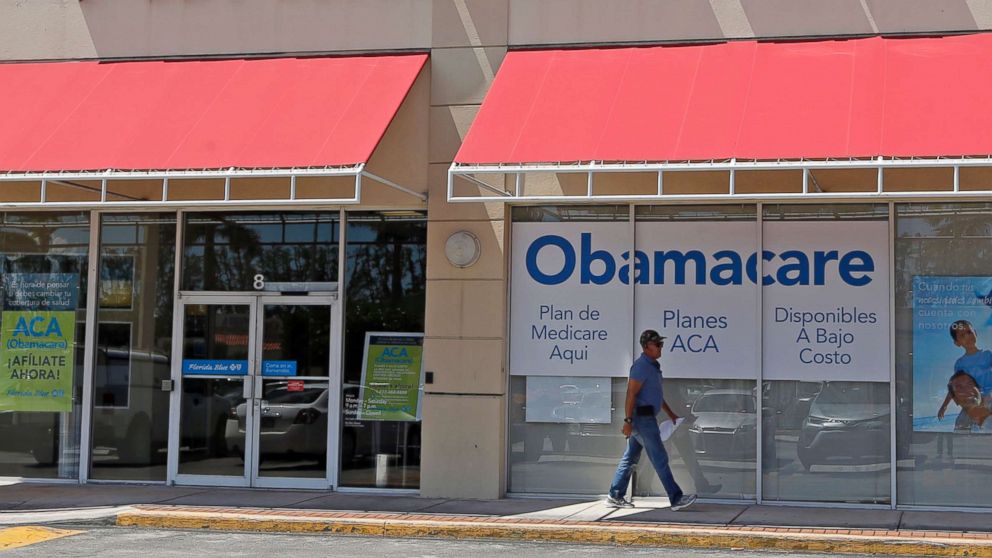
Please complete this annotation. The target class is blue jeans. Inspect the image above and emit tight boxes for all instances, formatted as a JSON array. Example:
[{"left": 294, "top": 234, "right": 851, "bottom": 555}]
[{"left": 609, "top": 415, "right": 683, "bottom": 503}]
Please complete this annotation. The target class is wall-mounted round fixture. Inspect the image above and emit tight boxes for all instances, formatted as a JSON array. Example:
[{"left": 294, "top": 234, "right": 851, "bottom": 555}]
[{"left": 445, "top": 230, "right": 481, "bottom": 268}]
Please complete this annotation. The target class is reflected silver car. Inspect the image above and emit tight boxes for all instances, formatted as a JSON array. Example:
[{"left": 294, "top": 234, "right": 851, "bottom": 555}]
[
  {"left": 226, "top": 382, "right": 328, "bottom": 461},
  {"left": 797, "top": 382, "right": 889, "bottom": 470},
  {"left": 687, "top": 389, "right": 757, "bottom": 460}
]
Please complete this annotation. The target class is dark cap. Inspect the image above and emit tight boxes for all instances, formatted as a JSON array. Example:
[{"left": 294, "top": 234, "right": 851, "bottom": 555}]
[{"left": 639, "top": 329, "right": 666, "bottom": 348}]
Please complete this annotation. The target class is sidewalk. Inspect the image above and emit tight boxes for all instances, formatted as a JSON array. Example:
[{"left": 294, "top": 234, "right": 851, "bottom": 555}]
[{"left": 1, "top": 483, "right": 991, "bottom": 556}]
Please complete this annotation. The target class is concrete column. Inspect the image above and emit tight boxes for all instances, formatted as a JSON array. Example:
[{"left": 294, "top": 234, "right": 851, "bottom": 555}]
[{"left": 419, "top": 0, "right": 509, "bottom": 499}]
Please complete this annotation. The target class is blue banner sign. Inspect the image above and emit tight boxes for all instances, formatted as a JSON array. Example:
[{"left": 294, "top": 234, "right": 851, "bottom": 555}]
[
  {"left": 262, "top": 360, "right": 297, "bottom": 376},
  {"left": 182, "top": 359, "right": 249, "bottom": 375},
  {"left": 913, "top": 276, "right": 992, "bottom": 433}
]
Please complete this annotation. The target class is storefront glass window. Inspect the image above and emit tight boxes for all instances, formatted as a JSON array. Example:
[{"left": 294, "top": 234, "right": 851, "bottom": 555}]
[
  {"left": 508, "top": 206, "right": 630, "bottom": 495},
  {"left": 182, "top": 212, "right": 339, "bottom": 291},
  {"left": 761, "top": 204, "right": 891, "bottom": 504},
  {"left": 633, "top": 205, "right": 757, "bottom": 500},
  {"left": 0, "top": 212, "right": 89, "bottom": 478},
  {"left": 895, "top": 202, "right": 992, "bottom": 507},
  {"left": 90, "top": 213, "right": 176, "bottom": 480},
  {"left": 340, "top": 212, "right": 426, "bottom": 489},
  {"left": 508, "top": 202, "right": 893, "bottom": 505}
]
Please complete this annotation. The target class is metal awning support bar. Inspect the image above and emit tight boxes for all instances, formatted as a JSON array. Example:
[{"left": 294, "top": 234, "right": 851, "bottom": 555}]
[
  {"left": 360, "top": 170, "right": 427, "bottom": 202},
  {"left": 448, "top": 157, "right": 992, "bottom": 203}
]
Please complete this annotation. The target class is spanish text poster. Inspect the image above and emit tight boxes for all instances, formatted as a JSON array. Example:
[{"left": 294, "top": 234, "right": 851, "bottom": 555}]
[
  {"left": 762, "top": 220, "right": 890, "bottom": 382},
  {"left": 357, "top": 333, "right": 424, "bottom": 421},
  {"left": 0, "top": 273, "right": 79, "bottom": 412},
  {"left": 634, "top": 221, "right": 758, "bottom": 379},
  {"left": 912, "top": 276, "right": 992, "bottom": 433},
  {"left": 510, "top": 221, "right": 632, "bottom": 377}
]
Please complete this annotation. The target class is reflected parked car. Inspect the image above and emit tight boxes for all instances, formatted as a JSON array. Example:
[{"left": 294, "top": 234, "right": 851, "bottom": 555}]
[
  {"left": 797, "top": 382, "right": 889, "bottom": 470},
  {"left": 90, "top": 347, "right": 171, "bottom": 465},
  {"left": 560, "top": 391, "right": 622, "bottom": 457},
  {"left": 687, "top": 389, "right": 757, "bottom": 460},
  {"left": 226, "top": 382, "right": 328, "bottom": 462}
]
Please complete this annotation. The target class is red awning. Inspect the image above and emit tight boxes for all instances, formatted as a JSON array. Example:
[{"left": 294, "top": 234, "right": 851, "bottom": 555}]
[
  {"left": 0, "top": 54, "right": 426, "bottom": 172},
  {"left": 455, "top": 34, "right": 992, "bottom": 165}
]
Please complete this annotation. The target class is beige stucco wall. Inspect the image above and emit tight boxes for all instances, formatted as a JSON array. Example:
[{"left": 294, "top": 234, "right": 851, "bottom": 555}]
[
  {"left": 7, "top": 0, "right": 992, "bottom": 62},
  {"left": 0, "top": 0, "right": 432, "bottom": 61}
]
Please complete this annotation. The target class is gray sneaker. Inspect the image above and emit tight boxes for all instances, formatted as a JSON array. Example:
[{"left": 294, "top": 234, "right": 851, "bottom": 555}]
[
  {"left": 604, "top": 495, "right": 634, "bottom": 508},
  {"left": 670, "top": 494, "right": 697, "bottom": 511}
]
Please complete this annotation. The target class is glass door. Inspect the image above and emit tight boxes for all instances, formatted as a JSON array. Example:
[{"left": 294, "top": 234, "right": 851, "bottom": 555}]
[
  {"left": 252, "top": 296, "right": 338, "bottom": 489},
  {"left": 169, "top": 294, "right": 338, "bottom": 488},
  {"left": 171, "top": 297, "right": 255, "bottom": 486}
]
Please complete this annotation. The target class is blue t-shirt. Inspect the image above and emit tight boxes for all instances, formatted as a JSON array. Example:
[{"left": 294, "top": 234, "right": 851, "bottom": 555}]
[
  {"left": 630, "top": 353, "right": 663, "bottom": 414},
  {"left": 954, "top": 350, "right": 992, "bottom": 397}
]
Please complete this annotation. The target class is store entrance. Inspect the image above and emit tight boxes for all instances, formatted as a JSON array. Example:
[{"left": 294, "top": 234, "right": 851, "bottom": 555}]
[{"left": 168, "top": 293, "right": 340, "bottom": 489}]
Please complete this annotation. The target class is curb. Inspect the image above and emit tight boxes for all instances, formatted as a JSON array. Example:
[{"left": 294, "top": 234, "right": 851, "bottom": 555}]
[{"left": 116, "top": 508, "right": 992, "bottom": 557}]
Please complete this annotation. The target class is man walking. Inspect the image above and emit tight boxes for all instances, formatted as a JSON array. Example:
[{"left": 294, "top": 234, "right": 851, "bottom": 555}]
[{"left": 605, "top": 329, "right": 696, "bottom": 511}]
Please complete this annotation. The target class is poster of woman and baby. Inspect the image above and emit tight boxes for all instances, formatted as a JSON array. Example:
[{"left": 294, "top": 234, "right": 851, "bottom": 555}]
[{"left": 913, "top": 276, "right": 992, "bottom": 433}]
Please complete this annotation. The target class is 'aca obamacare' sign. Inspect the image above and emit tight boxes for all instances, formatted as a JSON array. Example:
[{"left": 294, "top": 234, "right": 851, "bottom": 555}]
[{"left": 510, "top": 220, "right": 889, "bottom": 381}]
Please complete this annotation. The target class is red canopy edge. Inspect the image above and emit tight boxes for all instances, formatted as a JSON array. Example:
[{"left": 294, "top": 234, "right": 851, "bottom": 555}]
[
  {"left": 0, "top": 53, "right": 427, "bottom": 172},
  {"left": 454, "top": 34, "right": 992, "bottom": 165}
]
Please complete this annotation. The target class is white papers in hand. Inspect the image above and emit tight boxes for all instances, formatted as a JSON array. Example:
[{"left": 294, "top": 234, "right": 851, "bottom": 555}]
[{"left": 658, "top": 417, "right": 685, "bottom": 442}]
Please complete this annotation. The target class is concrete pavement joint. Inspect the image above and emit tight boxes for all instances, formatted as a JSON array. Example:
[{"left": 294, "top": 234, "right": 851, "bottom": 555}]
[
  {"left": 412, "top": 499, "right": 454, "bottom": 513},
  {"left": 154, "top": 489, "right": 212, "bottom": 505},
  {"left": 114, "top": 507, "right": 992, "bottom": 556},
  {"left": 724, "top": 503, "right": 754, "bottom": 526}
]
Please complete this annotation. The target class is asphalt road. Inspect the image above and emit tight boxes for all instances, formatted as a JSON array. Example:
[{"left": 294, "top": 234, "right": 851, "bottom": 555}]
[{"left": 1, "top": 527, "right": 912, "bottom": 558}]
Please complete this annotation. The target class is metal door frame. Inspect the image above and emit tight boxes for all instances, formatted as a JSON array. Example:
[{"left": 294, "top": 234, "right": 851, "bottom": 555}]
[
  {"left": 252, "top": 294, "right": 340, "bottom": 490},
  {"left": 167, "top": 292, "right": 340, "bottom": 489}
]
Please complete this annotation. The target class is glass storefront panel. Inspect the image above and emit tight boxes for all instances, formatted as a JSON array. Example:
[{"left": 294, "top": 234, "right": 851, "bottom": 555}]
[
  {"left": 760, "top": 204, "right": 891, "bottom": 504},
  {"left": 508, "top": 376, "right": 625, "bottom": 494},
  {"left": 633, "top": 205, "right": 757, "bottom": 500},
  {"left": 340, "top": 212, "right": 426, "bottom": 489},
  {"left": 177, "top": 304, "right": 250, "bottom": 477},
  {"left": 0, "top": 212, "right": 89, "bottom": 478},
  {"left": 508, "top": 206, "right": 631, "bottom": 495},
  {"left": 762, "top": 380, "right": 890, "bottom": 503},
  {"left": 256, "top": 304, "right": 332, "bottom": 480},
  {"left": 509, "top": 203, "right": 893, "bottom": 505},
  {"left": 895, "top": 202, "right": 992, "bottom": 507},
  {"left": 182, "top": 212, "right": 339, "bottom": 291},
  {"left": 90, "top": 213, "right": 176, "bottom": 480}
]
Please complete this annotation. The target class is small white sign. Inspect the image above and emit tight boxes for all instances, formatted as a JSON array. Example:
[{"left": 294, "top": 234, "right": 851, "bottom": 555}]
[{"left": 525, "top": 376, "right": 613, "bottom": 423}]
